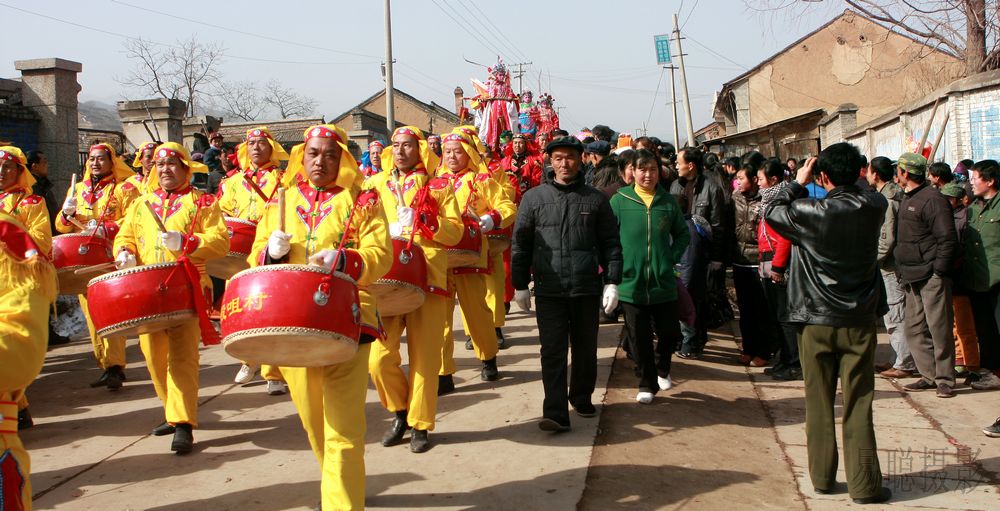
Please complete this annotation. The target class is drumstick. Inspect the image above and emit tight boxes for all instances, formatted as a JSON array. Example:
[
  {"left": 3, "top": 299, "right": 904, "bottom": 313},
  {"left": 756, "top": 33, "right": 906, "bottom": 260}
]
[
  {"left": 68, "top": 172, "right": 77, "bottom": 197},
  {"left": 277, "top": 187, "right": 286, "bottom": 232},
  {"left": 63, "top": 173, "right": 86, "bottom": 231},
  {"left": 144, "top": 200, "right": 168, "bottom": 233},
  {"left": 73, "top": 262, "right": 118, "bottom": 275},
  {"left": 66, "top": 215, "right": 87, "bottom": 231}
]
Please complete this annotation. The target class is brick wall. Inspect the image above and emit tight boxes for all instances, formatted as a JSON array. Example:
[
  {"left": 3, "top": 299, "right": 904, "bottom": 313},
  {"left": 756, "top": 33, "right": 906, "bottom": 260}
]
[{"left": 0, "top": 104, "right": 40, "bottom": 150}]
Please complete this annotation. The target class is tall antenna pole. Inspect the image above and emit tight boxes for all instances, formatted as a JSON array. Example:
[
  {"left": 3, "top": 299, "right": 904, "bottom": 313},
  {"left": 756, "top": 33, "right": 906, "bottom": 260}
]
[
  {"left": 384, "top": 0, "right": 395, "bottom": 134},
  {"left": 673, "top": 13, "right": 695, "bottom": 147}
]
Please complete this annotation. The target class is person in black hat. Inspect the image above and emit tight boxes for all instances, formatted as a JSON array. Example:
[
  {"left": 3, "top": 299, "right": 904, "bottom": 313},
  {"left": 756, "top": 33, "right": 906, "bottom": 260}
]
[
  {"left": 583, "top": 140, "right": 611, "bottom": 186},
  {"left": 511, "top": 136, "right": 623, "bottom": 432}
]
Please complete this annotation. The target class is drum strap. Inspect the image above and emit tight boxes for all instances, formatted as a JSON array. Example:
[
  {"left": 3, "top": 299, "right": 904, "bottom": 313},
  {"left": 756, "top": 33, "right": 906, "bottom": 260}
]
[{"left": 166, "top": 197, "right": 221, "bottom": 346}]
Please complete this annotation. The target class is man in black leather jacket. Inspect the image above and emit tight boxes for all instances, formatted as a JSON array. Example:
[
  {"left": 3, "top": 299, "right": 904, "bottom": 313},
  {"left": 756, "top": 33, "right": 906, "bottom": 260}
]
[
  {"left": 763, "top": 142, "right": 891, "bottom": 505},
  {"left": 512, "top": 136, "right": 623, "bottom": 432}
]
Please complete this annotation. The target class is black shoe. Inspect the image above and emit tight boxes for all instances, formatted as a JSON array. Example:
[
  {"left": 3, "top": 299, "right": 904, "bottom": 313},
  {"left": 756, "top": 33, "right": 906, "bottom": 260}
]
[
  {"left": 903, "top": 379, "right": 935, "bottom": 392},
  {"left": 171, "top": 423, "right": 193, "bottom": 454},
  {"left": 573, "top": 402, "right": 597, "bottom": 417},
  {"left": 17, "top": 408, "right": 33, "bottom": 429},
  {"left": 464, "top": 337, "right": 473, "bottom": 350},
  {"left": 538, "top": 417, "right": 570, "bottom": 432},
  {"left": 90, "top": 368, "right": 110, "bottom": 388},
  {"left": 437, "top": 374, "right": 455, "bottom": 396},
  {"left": 481, "top": 357, "right": 499, "bottom": 381},
  {"left": 852, "top": 487, "right": 891, "bottom": 505},
  {"left": 496, "top": 328, "right": 508, "bottom": 350},
  {"left": 772, "top": 366, "right": 803, "bottom": 381},
  {"left": 983, "top": 417, "right": 1000, "bottom": 437},
  {"left": 764, "top": 362, "right": 788, "bottom": 376},
  {"left": 381, "top": 411, "right": 409, "bottom": 447},
  {"left": 964, "top": 371, "right": 982, "bottom": 386},
  {"left": 410, "top": 429, "right": 430, "bottom": 453},
  {"left": 504, "top": 302, "right": 510, "bottom": 314},
  {"left": 106, "top": 365, "right": 124, "bottom": 391},
  {"left": 936, "top": 383, "right": 955, "bottom": 398},
  {"left": 599, "top": 312, "right": 619, "bottom": 324},
  {"left": 48, "top": 330, "right": 71, "bottom": 347},
  {"left": 676, "top": 350, "right": 702, "bottom": 360},
  {"left": 814, "top": 487, "right": 833, "bottom": 495},
  {"left": 152, "top": 421, "right": 176, "bottom": 436}
]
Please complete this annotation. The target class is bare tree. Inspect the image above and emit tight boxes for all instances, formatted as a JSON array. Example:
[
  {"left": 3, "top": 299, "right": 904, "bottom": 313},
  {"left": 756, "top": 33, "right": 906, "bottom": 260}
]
[
  {"left": 215, "top": 81, "right": 266, "bottom": 121},
  {"left": 119, "top": 36, "right": 225, "bottom": 117},
  {"left": 745, "top": 0, "right": 1000, "bottom": 75},
  {"left": 261, "top": 80, "right": 318, "bottom": 119}
]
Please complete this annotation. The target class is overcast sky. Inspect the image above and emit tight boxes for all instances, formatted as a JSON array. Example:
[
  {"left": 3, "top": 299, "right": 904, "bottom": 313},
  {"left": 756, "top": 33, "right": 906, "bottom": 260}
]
[{"left": 3, "top": 0, "right": 841, "bottom": 141}]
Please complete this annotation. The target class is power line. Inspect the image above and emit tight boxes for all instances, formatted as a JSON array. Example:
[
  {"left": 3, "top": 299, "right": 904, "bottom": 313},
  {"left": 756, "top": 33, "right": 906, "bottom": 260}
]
[
  {"left": 646, "top": 67, "right": 666, "bottom": 128},
  {"left": 429, "top": 0, "right": 510, "bottom": 61},
  {"left": 450, "top": 0, "right": 528, "bottom": 63},
  {"left": 681, "top": 0, "right": 701, "bottom": 29},
  {"left": 466, "top": 2, "right": 532, "bottom": 63},
  {"left": 111, "top": 0, "right": 380, "bottom": 60}
]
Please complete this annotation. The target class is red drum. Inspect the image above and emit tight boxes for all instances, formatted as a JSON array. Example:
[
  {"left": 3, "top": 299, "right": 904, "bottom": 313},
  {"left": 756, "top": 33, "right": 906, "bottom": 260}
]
[
  {"left": 221, "top": 264, "right": 361, "bottom": 367},
  {"left": 207, "top": 217, "right": 256, "bottom": 279},
  {"left": 486, "top": 225, "right": 512, "bottom": 257},
  {"left": 52, "top": 233, "right": 114, "bottom": 295},
  {"left": 445, "top": 215, "right": 483, "bottom": 268},
  {"left": 86, "top": 262, "right": 197, "bottom": 337},
  {"left": 370, "top": 236, "right": 427, "bottom": 317}
]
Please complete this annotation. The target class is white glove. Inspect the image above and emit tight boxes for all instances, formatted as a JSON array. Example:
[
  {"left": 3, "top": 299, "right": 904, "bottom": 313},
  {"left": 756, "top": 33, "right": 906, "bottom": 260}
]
[
  {"left": 308, "top": 249, "right": 342, "bottom": 271},
  {"left": 397, "top": 206, "right": 415, "bottom": 228},
  {"left": 160, "top": 231, "right": 184, "bottom": 251},
  {"left": 80, "top": 219, "right": 98, "bottom": 236},
  {"left": 115, "top": 250, "right": 136, "bottom": 269},
  {"left": 513, "top": 289, "right": 532, "bottom": 312},
  {"left": 709, "top": 261, "right": 724, "bottom": 271},
  {"left": 267, "top": 230, "right": 292, "bottom": 259},
  {"left": 479, "top": 214, "right": 495, "bottom": 233},
  {"left": 389, "top": 222, "right": 403, "bottom": 237},
  {"left": 602, "top": 284, "right": 619, "bottom": 316},
  {"left": 61, "top": 194, "right": 77, "bottom": 217}
]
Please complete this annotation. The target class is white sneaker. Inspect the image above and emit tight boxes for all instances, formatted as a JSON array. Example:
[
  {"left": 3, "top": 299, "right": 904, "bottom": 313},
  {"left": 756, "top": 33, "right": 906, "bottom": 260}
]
[
  {"left": 972, "top": 370, "right": 1000, "bottom": 390},
  {"left": 234, "top": 364, "right": 258, "bottom": 384},
  {"left": 657, "top": 375, "right": 673, "bottom": 391},
  {"left": 636, "top": 391, "right": 654, "bottom": 404},
  {"left": 266, "top": 380, "right": 287, "bottom": 395}
]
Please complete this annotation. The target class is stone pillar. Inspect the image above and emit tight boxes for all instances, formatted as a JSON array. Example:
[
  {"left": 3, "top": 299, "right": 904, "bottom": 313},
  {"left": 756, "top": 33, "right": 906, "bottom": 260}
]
[
  {"left": 117, "top": 98, "right": 187, "bottom": 151},
  {"left": 454, "top": 87, "right": 464, "bottom": 116},
  {"left": 14, "top": 58, "right": 82, "bottom": 194}
]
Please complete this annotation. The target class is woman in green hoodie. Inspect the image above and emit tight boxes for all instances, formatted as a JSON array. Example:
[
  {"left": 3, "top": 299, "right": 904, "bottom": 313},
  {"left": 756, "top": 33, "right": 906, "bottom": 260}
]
[{"left": 610, "top": 149, "right": 691, "bottom": 404}]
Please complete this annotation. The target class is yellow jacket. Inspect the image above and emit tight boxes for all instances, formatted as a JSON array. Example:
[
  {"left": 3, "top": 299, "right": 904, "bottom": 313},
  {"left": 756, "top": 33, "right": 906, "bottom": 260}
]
[
  {"left": 1, "top": 189, "right": 52, "bottom": 257},
  {"left": 364, "top": 169, "right": 463, "bottom": 293},
  {"left": 114, "top": 186, "right": 229, "bottom": 287},
  {"left": 55, "top": 175, "right": 141, "bottom": 236},
  {"left": 437, "top": 168, "right": 518, "bottom": 268},
  {"left": 249, "top": 174, "right": 392, "bottom": 339},
  {"left": 0, "top": 213, "right": 56, "bottom": 396},
  {"left": 218, "top": 166, "right": 283, "bottom": 223}
]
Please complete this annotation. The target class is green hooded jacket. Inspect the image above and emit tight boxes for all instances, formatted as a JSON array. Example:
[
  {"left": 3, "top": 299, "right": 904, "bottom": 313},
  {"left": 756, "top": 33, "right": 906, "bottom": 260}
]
[{"left": 609, "top": 184, "right": 690, "bottom": 304}]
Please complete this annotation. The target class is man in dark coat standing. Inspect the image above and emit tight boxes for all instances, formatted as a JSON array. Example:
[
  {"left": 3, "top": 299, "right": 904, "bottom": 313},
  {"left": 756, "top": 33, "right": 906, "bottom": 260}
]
[
  {"left": 512, "top": 136, "right": 623, "bottom": 432},
  {"left": 764, "top": 142, "right": 891, "bottom": 505}
]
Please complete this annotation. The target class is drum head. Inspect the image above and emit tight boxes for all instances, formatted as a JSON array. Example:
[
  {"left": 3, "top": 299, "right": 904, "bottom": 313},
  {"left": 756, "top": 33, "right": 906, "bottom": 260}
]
[
  {"left": 58, "top": 268, "right": 112, "bottom": 295},
  {"left": 446, "top": 250, "right": 481, "bottom": 269},
  {"left": 487, "top": 236, "right": 511, "bottom": 257},
  {"left": 207, "top": 255, "right": 251, "bottom": 280},
  {"left": 96, "top": 310, "right": 196, "bottom": 338},
  {"left": 223, "top": 329, "right": 358, "bottom": 367},
  {"left": 370, "top": 281, "right": 426, "bottom": 317}
]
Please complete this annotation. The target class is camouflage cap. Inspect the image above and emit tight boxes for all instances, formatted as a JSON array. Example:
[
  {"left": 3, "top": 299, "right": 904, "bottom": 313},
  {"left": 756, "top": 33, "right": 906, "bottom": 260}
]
[
  {"left": 897, "top": 152, "right": 927, "bottom": 175},
  {"left": 940, "top": 182, "right": 965, "bottom": 199}
]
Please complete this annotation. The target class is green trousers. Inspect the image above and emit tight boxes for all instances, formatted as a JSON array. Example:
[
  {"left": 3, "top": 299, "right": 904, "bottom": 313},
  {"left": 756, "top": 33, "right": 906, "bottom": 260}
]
[{"left": 798, "top": 324, "right": 883, "bottom": 499}]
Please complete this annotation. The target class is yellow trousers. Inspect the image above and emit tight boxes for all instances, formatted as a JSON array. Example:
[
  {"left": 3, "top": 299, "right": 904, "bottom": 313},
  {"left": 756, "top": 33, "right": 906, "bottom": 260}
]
[
  {"left": 282, "top": 342, "right": 370, "bottom": 511},
  {"left": 486, "top": 252, "right": 506, "bottom": 328},
  {"left": 953, "top": 295, "right": 980, "bottom": 368},
  {"left": 138, "top": 320, "right": 200, "bottom": 427},
  {"left": 444, "top": 272, "right": 500, "bottom": 376},
  {"left": 1, "top": 398, "right": 31, "bottom": 510},
  {"left": 371, "top": 294, "right": 446, "bottom": 431},
  {"left": 79, "top": 294, "right": 127, "bottom": 369}
]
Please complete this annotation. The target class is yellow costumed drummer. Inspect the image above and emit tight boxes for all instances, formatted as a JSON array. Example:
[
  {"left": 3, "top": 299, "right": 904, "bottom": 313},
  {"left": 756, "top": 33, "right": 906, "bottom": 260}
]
[
  {"left": 366, "top": 126, "right": 463, "bottom": 453},
  {"left": 129, "top": 141, "right": 157, "bottom": 191},
  {"left": 247, "top": 124, "right": 391, "bottom": 510},
  {"left": 219, "top": 126, "right": 291, "bottom": 393},
  {"left": 113, "top": 142, "right": 228, "bottom": 454},
  {"left": 436, "top": 131, "right": 517, "bottom": 393},
  {"left": 55, "top": 143, "right": 141, "bottom": 390}
]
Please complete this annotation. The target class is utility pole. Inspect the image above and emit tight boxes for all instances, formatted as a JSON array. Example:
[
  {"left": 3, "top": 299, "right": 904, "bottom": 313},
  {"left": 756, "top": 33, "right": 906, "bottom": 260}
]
[
  {"left": 511, "top": 61, "right": 532, "bottom": 94},
  {"left": 673, "top": 13, "right": 695, "bottom": 147},
  {"left": 383, "top": 0, "right": 395, "bottom": 134},
  {"left": 667, "top": 65, "right": 679, "bottom": 150}
]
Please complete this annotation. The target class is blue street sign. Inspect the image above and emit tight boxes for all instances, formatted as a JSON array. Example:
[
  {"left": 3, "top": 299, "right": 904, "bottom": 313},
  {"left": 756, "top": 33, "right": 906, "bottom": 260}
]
[{"left": 654, "top": 34, "right": 672, "bottom": 65}]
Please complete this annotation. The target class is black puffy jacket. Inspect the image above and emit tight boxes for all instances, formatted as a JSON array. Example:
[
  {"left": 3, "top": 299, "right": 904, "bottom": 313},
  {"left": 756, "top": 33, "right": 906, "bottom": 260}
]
[
  {"left": 763, "top": 182, "right": 888, "bottom": 327},
  {"left": 512, "top": 173, "right": 622, "bottom": 297},
  {"left": 894, "top": 183, "right": 958, "bottom": 284}
]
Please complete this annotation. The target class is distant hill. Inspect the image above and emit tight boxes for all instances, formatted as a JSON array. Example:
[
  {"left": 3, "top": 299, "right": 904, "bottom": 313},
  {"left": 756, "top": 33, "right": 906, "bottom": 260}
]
[{"left": 78, "top": 100, "right": 122, "bottom": 131}]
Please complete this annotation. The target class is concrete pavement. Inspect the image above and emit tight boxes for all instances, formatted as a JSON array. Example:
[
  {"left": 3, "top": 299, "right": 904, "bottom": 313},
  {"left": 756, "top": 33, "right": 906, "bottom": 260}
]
[{"left": 20, "top": 306, "right": 1000, "bottom": 510}]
